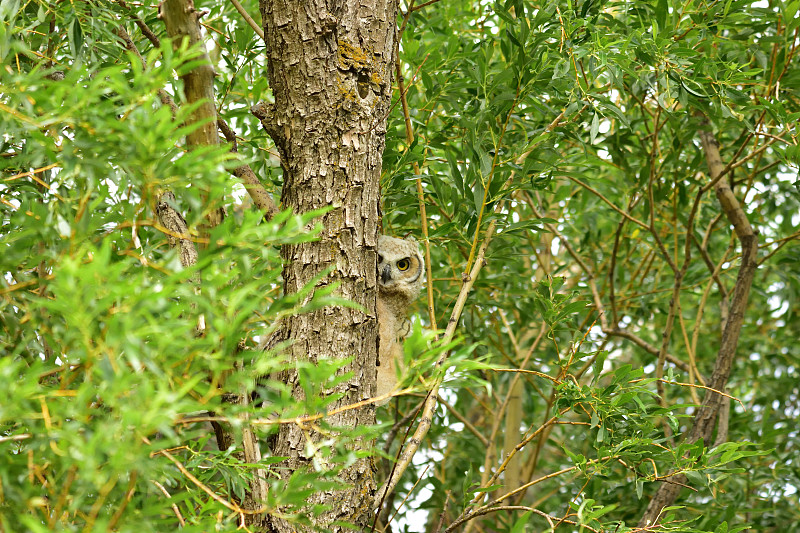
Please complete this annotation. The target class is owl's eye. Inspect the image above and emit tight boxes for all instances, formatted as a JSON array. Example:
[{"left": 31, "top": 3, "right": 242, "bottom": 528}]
[{"left": 397, "top": 258, "right": 410, "bottom": 271}]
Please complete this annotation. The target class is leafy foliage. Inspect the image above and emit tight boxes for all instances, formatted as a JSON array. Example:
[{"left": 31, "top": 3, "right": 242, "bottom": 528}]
[
  {"left": 2, "top": 0, "right": 799, "bottom": 532},
  {"left": 380, "top": 0, "right": 800, "bottom": 531},
  {"left": 0, "top": 2, "right": 382, "bottom": 530}
]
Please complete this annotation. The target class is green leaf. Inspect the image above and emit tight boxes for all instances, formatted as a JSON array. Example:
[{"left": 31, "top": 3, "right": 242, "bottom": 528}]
[
  {"left": 510, "top": 511, "right": 532, "bottom": 533},
  {"left": 474, "top": 484, "right": 504, "bottom": 493},
  {"left": 590, "top": 112, "right": 600, "bottom": 144}
]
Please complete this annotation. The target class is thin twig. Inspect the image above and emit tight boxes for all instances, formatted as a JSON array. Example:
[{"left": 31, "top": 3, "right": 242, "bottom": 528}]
[
  {"left": 387, "top": 464, "right": 431, "bottom": 528},
  {"left": 114, "top": 26, "right": 178, "bottom": 117},
  {"left": 0, "top": 434, "right": 32, "bottom": 443},
  {"left": 151, "top": 480, "right": 186, "bottom": 526},
  {"left": 229, "top": 0, "right": 265, "bottom": 41},
  {"left": 147, "top": 438, "right": 267, "bottom": 516},
  {"left": 107, "top": 471, "right": 138, "bottom": 529},
  {"left": 410, "top": 0, "right": 444, "bottom": 12},
  {"left": 395, "top": 48, "right": 437, "bottom": 329},
  {"left": 437, "top": 394, "right": 489, "bottom": 447},
  {"left": 116, "top": 0, "right": 162, "bottom": 49},
  {"left": 432, "top": 491, "right": 452, "bottom": 533},
  {"left": 564, "top": 175, "right": 648, "bottom": 230}
]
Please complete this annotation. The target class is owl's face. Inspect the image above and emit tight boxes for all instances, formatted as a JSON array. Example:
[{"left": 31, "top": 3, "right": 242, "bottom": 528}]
[{"left": 377, "top": 235, "right": 424, "bottom": 297}]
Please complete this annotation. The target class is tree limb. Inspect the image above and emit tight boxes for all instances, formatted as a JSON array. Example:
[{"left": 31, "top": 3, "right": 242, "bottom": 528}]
[
  {"left": 228, "top": 0, "right": 265, "bottom": 41},
  {"left": 159, "top": 0, "right": 267, "bottom": 512},
  {"left": 159, "top": 0, "right": 224, "bottom": 227},
  {"left": 638, "top": 124, "right": 759, "bottom": 527},
  {"left": 217, "top": 118, "right": 278, "bottom": 218}
]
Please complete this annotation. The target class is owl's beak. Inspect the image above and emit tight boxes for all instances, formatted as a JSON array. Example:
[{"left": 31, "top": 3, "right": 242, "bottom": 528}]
[{"left": 380, "top": 264, "right": 392, "bottom": 284}]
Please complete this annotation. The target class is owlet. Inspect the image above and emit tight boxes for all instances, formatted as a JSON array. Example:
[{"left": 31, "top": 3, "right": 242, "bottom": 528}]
[{"left": 376, "top": 235, "right": 424, "bottom": 403}]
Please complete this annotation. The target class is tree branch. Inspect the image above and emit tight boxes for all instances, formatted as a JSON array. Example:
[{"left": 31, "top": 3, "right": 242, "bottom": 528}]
[
  {"left": 217, "top": 118, "right": 278, "bottom": 218},
  {"left": 228, "top": 0, "right": 265, "bottom": 41},
  {"left": 159, "top": 0, "right": 224, "bottom": 227},
  {"left": 158, "top": 0, "right": 270, "bottom": 513},
  {"left": 638, "top": 124, "right": 759, "bottom": 527},
  {"left": 373, "top": 210, "right": 500, "bottom": 511}
]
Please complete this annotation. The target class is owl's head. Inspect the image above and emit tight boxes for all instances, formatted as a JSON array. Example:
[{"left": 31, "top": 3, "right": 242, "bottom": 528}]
[{"left": 377, "top": 235, "right": 424, "bottom": 299}]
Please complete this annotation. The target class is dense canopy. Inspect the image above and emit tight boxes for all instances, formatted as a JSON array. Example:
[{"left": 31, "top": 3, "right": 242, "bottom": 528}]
[{"left": 1, "top": 0, "right": 799, "bottom": 532}]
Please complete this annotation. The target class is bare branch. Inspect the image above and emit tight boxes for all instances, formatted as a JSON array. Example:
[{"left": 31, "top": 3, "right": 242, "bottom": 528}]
[{"left": 229, "top": 0, "right": 265, "bottom": 41}]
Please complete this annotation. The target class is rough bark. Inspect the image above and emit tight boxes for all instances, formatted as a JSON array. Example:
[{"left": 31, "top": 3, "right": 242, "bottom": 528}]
[
  {"left": 256, "top": 0, "right": 398, "bottom": 530},
  {"left": 638, "top": 126, "right": 759, "bottom": 527}
]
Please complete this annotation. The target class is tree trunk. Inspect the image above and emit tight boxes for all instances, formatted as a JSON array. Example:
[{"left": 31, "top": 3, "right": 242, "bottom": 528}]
[{"left": 256, "top": 0, "right": 398, "bottom": 530}]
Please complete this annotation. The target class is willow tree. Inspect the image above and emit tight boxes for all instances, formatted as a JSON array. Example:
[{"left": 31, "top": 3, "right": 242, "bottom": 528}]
[
  {"left": 1, "top": 0, "right": 398, "bottom": 531},
  {"left": 250, "top": 0, "right": 399, "bottom": 530},
  {"left": 377, "top": 0, "right": 800, "bottom": 531},
  {"left": 2, "top": 0, "right": 800, "bottom": 532}
]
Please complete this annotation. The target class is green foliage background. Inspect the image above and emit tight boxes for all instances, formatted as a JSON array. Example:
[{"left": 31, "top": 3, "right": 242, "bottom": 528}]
[{"left": 1, "top": 0, "right": 799, "bottom": 531}]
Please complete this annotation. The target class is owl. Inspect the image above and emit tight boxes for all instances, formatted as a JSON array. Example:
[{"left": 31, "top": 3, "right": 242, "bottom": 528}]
[{"left": 376, "top": 235, "right": 424, "bottom": 403}]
